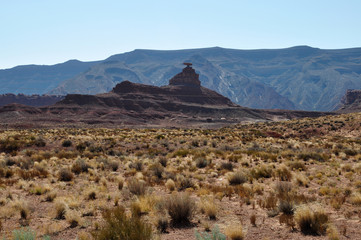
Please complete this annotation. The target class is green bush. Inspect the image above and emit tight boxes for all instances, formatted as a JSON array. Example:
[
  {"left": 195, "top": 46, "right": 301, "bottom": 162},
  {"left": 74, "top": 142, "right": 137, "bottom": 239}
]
[
  {"left": 92, "top": 206, "right": 152, "bottom": 240},
  {"left": 195, "top": 225, "right": 226, "bottom": 240},
  {"left": 7, "top": 228, "right": 51, "bottom": 240}
]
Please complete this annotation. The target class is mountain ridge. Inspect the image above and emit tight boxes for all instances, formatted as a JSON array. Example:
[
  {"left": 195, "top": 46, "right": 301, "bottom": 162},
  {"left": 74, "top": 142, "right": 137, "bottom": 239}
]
[
  {"left": 49, "top": 46, "right": 361, "bottom": 111},
  {"left": 2, "top": 46, "right": 361, "bottom": 111}
]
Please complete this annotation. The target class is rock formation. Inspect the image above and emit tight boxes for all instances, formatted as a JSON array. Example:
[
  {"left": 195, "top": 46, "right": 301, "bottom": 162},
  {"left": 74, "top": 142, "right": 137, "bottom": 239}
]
[
  {"left": 336, "top": 89, "right": 361, "bottom": 113},
  {"left": 169, "top": 63, "right": 201, "bottom": 87},
  {"left": 0, "top": 63, "right": 334, "bottom": 128}
]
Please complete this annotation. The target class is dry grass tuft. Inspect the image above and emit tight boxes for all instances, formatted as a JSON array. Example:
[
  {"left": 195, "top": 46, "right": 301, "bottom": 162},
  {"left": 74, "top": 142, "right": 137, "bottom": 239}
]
[
  {"left": 228, "top": 171, "right": 248, "bottom": 185},
  {"left": 166, "top": 192, "right": 195, "bottom": 226},
  {"left": 294, "top": 206, "right": 329, "bottom": 235},
  {"left": 226, "top": 224, "right": 245, "bottom": 240}
]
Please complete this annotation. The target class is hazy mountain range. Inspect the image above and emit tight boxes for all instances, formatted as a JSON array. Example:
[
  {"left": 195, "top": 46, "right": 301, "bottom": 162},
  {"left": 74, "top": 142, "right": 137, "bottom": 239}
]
[
  {"left": 0, "top": 60, "right": 99, "bottom": 95},
  {"left": 1, "top": 46, "right": 361, "bottom": 111}
]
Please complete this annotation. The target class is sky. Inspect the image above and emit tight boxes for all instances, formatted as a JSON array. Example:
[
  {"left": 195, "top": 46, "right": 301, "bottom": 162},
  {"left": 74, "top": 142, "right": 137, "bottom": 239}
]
[{"left": 1, "top": 0, "right": 361, "bottom": 69}]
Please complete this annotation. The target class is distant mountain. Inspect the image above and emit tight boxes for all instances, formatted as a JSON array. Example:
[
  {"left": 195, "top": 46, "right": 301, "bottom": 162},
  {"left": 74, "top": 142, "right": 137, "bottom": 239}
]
[
  {"left": 0, "top": 60, "right": 100, "bottom": 94},
  {"left": 48, "top": 46, "right": 361, "bottom": 111},
  {"left": 2, "top": 46, "right": 361, "bottom": 111}
]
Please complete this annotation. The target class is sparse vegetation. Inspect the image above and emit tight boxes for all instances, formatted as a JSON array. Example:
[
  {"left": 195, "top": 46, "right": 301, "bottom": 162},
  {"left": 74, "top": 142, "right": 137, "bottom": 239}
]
[{"left": 0, "top": 113, "right": 360, "bottom": 239}]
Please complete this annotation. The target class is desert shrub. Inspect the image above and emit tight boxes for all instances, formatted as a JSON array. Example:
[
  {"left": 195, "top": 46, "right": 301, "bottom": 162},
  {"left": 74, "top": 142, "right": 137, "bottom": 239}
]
[
  {"left": 65, "top": 210, "right": 81, "bottom": 228},
  {"left": 166, "top": 192, "right": 195, "bottom": 226},
  {"left": 177, "top": 176, "right": 194, "bottom": 190},
  {"left": 62, "top": 140, "right": 72, "bottom": 147},
  {"left": 150, "top": 163, "right": 164, "bottom": 179},
  {"left": 33, "top": 138, "right": 46, "bottom": 147},
  {"left": 0, "top": 138, "right": 21, "bottom": 153},
  {"left": 261, "top": 192, "right": 278, "bottom": 210},
  {"left": 195, "top": 225, "right": 226, "bottom": 240},
  {"left": 130, "top": 160, "right": 143, "bottom": 171},
  {"left": 34, "top": 164, "right": 49, "bottom": 178},
  {"left": 57, "top": 150, "right": 77, "bottom": 159},
  {"left": 158, "top": 157, "right": 168, "bottom": 167},
  {"left": 58, "top": 168, "right": 74, "bottom": 182},
  {"left": 13, "top": 200, "right": 30, "bottom": 220},
  {"left": 294, "top": 206, "right": 329, "bottom": 235},
  {"left": 275, "top": 181, "right": 293, "bottom": 199},
  {"left": 279, "top": 199, "right": 295, "bottom": 215},
  {"left": 221, "top": 162, "right": 233, "bottom": 171},
  {"left": 250, "top": 164, "right": 273, "bottom": 179},
  {"left": 156, "top": 216, "right": 169, "bottom": 233},
  {"left": 5, "top": 157, "right": 16, "bottom": 166},
  {"left": 191, "top": 140, "right": 199, "bottom": 147},
  {"left": 45, "top": 192, "right": 57, "bottom": 202},
  {"left": 327, "top": 224, "right": 340, "bottom": 240},
  {"left": 228, "top": 154, "right": 242, "bottom": 163},
  {"left": 275, "top": 165, "right": 292, "bottom": 181},
  {"left": 344, "top": 149, "right": 357, "bottom": 156},
  {"left": 54, "top": 201, "right": 67, "bottom": 220},
  {"left": 294, "top": 173, "right": 309, "bottom": 187},
  {"left": 109, "top": 161, "right": 119, "bottom": 171},
  {"left": 117, "top": 177, "right": 124, "bottom": 190},
  {"left": 87, "top": 190, "right": 97, "bottom": 200},
  {"left": 195, "top": 157, "right": 209, "bottom": 168},
  {"left": 298, "top": 152, "right": 329, "bottom": 162},
  {"left": 225, "top": 224, "right": 244, "bottom": 240},
  {"left": 171, "top": 149, "right": 189, "bottom": 158},
  {"left": 12, "top": 228, "right": 37, "bottom": 240},
  {"left": 228, "top": 171, "right": 247, "bottom": 185},
  {"left": 165, "top": 179, "right": 175, "bottom": 191},
  {"left": 288, "top": 160, "right": 306, "bottom": 171},
  {"left": 5, "top": 168, "right": 14, "bottom": 178},
  {"left": 92, "top": 206, "right": 152, "bottom": 240},
  {"left": 76, "top": 142, "right": 87, "bottom": 152},
  {"left": 71, "top": 159, "right": 90, "bottom": 174},
  {"left": 127, "top": 178, "right": 147, "bottom": 196},
  {"left": 199, "top": 198, "right": 217, "bottom": 220},
  {"left": 350, "top": 193, "right": 361, "bottom": 206}
]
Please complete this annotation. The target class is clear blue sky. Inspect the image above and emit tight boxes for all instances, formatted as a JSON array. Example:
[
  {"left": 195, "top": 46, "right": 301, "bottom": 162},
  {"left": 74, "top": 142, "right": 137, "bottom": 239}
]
[{"left": 1, "top": 0, "right": 361, "bottom": 69}]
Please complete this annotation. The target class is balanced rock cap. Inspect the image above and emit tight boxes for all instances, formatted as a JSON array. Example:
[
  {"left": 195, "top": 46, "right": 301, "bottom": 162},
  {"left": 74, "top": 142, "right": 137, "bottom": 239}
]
[{"left": 169, "top": 63, "right": 201, "bottom": 87}]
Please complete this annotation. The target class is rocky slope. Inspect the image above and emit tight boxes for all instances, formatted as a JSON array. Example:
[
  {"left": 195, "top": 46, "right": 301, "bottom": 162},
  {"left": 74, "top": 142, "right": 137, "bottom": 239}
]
[
  {"left": 48, "top": 46, "right": 361, "bottom": 111},
  {"left": 0, "top": 94, "right": 63, "bottom": 107}
]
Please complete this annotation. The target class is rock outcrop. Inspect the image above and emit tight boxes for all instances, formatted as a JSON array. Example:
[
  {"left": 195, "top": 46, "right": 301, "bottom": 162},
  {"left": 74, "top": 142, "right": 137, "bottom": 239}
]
[
  {"left": 0, "top": 94, "right": 64, "bottom": 107},
  {"left": 169, "top": 63, "right": 201, "bottom": 87},
  {"left": 336, "top": 89, "right": 361, "bottom": 113}
]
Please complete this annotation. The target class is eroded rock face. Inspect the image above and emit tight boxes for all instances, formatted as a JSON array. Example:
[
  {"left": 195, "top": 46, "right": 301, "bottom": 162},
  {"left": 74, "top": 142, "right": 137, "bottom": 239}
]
[
  {"left": 169, "top": 65, "right": 201, "bottom": 87},
  {"left": 341, "top": 90, "right": 361, "bottom": 105},
  {"left": 336, "top": 89, "right": 361, "bottom": 113}
]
